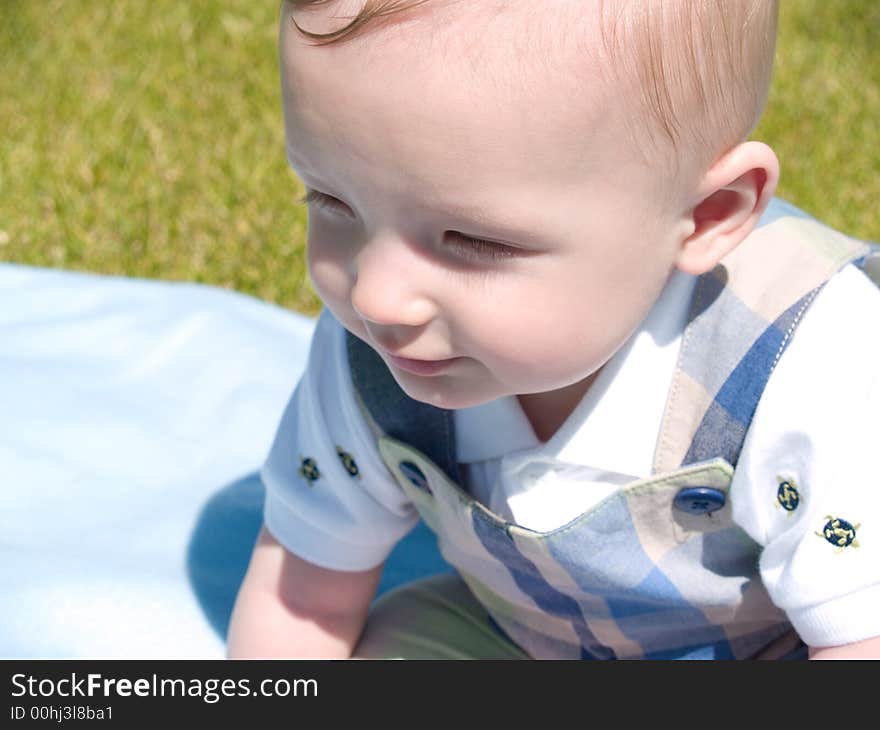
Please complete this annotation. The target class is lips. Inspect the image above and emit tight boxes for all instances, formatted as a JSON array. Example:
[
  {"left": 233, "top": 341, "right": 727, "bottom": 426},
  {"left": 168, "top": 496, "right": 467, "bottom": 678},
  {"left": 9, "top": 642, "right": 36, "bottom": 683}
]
[{"left": 385, "top": 353, "right": 460, "bottom": 376}]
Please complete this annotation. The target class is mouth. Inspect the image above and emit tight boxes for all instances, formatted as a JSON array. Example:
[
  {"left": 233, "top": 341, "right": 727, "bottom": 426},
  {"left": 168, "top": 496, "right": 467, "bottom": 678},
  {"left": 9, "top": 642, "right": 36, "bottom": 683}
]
[{"left": 385, "top": 353, "right": 461, "bottom": 376}]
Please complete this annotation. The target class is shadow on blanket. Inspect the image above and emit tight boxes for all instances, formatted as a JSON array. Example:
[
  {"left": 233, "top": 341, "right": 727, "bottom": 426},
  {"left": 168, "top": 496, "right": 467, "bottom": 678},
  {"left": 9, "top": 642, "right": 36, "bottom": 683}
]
[{"left": 186, "top": 474, "right": 452, "bottom": 640}]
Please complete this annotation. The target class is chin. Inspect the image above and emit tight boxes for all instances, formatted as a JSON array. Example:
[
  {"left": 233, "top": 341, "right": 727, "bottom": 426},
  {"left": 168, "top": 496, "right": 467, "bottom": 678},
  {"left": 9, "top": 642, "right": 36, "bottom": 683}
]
[{"left": 394, "top": 373, "right": 497, "bottom": 411}]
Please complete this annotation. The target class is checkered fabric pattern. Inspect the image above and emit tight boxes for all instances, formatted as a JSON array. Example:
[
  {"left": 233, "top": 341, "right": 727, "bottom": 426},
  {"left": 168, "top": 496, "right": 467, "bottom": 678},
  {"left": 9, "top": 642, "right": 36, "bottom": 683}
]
[
  {"left": 348, "top": 212, "right": 878, "bottom": 659},
  {"left": 653, "top": 216, "right": 874, "bottom": 474}
]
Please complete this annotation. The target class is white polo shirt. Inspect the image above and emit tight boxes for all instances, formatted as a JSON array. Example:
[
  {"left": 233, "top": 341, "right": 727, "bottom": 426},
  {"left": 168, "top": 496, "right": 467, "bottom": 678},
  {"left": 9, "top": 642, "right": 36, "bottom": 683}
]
[{"left": 262, "top": 264, "right": 880, "bottom": 648}]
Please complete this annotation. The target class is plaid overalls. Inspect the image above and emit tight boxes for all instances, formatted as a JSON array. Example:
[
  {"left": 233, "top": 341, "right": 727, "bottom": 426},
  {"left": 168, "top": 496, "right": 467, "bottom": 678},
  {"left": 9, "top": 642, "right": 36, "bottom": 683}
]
[{"left": 347, "top": 207, "right": 880, "bottom": 659}]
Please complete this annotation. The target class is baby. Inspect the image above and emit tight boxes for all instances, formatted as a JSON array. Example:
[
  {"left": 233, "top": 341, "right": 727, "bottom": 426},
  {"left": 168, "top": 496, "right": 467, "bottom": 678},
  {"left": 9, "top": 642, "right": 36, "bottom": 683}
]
[{"left": 228, "top": 0, "right": 880, "bottom": 659}]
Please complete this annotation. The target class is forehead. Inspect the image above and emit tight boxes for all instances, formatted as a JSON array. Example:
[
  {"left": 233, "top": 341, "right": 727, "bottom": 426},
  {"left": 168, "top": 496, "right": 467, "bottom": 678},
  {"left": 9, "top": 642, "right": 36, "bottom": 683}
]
[
  {"left": 279, "top": 1, "right": 657, "bottom": 206},
  {"left": 285, "top": 0, "right": 601, "bottom": 69}
]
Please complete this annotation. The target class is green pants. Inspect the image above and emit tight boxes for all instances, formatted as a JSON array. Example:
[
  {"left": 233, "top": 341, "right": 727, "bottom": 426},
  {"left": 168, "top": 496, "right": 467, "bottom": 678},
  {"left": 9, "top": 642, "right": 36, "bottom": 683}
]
[{"left": 354, "top": 574, "right": 529, "bottom": 660}]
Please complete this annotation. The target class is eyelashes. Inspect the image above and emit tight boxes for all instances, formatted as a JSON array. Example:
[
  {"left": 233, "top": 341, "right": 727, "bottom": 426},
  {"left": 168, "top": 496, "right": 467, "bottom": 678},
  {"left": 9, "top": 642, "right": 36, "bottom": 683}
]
[
  {"left": 296, "top": 188, "right": 522, "bottom": 263},
  {"left": 296, "top": 189, "right": 354, "bottom": 218},
  {"left": 442, "top": 230, "right": 518, "bottom": 262}
]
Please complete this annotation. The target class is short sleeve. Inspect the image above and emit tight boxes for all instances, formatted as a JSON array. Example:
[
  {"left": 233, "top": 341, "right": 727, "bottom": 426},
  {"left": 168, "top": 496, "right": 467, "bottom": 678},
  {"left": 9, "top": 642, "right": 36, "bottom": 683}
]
[
  {"left": 261, "top": 308, "right": 419, "bottom": 571},
  {"left": 731, "top": 264, "right": 880, "bottom": 647}
]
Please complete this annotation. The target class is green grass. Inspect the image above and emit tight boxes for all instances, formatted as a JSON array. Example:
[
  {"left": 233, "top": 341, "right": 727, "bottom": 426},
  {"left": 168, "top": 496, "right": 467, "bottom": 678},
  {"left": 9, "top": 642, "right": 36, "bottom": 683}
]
[
  {"left": 0, "top": 0, "right": 316, "bottom": 313},
  {"left": 754, "top": 1, "right": 880, "bottom": 240},
  {"left": 1, "top": 1, "right": 878, "bottom": 316}
]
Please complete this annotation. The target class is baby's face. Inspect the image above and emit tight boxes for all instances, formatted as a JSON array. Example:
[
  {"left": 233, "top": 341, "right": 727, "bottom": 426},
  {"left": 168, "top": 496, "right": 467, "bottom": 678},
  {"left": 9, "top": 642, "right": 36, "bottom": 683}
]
[{"left": 280, "top": 2, "right": 694, "bottom": 410}]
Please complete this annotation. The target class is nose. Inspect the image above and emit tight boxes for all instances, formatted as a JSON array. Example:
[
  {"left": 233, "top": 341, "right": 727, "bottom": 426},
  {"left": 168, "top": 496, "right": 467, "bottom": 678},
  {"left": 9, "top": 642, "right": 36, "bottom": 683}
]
[{"left": 350, "top": 233, "right": 437, "bottom": 328}]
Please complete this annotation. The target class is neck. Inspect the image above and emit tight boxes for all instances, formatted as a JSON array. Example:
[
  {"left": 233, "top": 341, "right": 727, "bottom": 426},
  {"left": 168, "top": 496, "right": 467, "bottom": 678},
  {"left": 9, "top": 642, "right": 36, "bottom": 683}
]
[{"left": 516, "top": 370, "right": 601, "bottom": 443}]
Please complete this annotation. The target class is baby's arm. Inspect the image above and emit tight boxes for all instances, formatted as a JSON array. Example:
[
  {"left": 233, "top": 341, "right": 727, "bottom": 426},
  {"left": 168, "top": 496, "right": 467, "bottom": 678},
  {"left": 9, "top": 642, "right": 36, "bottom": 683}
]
[
  {"left": 809, "top": 635, "right": 880, "bottom": 660},
  {"left": 226, "top": 526, "right": 383, "bottom": 659}
]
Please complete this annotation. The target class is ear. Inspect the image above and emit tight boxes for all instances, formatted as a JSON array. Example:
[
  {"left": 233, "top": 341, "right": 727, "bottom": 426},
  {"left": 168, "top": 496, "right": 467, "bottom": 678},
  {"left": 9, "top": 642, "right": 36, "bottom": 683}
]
[{"left": 676, "top": 141, "right": 780, "bottom": 276}]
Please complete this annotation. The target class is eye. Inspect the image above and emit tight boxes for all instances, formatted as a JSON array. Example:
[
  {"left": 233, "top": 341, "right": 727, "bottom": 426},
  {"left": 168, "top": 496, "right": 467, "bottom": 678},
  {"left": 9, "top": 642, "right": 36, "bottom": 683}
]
[
  {"left": 296, "top": 188, "right": 353, "bottom": 218},
  {"left": 297, "top": 188, "right": 521, "bottom": 262},
  {"left": 443, "top": 231, "right": 519, "bottom": 262}
]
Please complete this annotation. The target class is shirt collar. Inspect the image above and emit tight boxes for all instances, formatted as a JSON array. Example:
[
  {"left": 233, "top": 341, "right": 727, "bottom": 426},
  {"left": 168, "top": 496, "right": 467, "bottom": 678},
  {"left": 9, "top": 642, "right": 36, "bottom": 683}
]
[{"left": 454, "top": 269, "right": 697, "bottom": 478}]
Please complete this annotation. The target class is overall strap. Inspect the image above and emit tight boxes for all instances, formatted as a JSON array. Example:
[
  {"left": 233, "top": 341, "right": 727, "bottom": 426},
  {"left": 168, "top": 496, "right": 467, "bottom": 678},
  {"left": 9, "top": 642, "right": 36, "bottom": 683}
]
[
  {"left": 346, "top": 332, "right": 461, "bottom": 484},
  {"left": 652, "top": 212, "right": 873, "bottom": 474}
]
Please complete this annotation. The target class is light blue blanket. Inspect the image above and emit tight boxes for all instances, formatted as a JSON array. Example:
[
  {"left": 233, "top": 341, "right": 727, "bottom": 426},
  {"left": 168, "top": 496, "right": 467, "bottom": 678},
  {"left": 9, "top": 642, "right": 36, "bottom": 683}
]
[{"left": 0, "top": 265, "right": 449, "bottom": 658}]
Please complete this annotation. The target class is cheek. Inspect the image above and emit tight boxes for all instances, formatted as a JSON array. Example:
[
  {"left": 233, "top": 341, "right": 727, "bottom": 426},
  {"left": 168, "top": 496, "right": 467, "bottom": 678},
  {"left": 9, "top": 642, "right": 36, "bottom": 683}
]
[
  {"left": 455, "top": 263, "right": 657, "bottom": 384},
  {"left": 456, "top": 276, "right": 604, "bottom": 368},
  {"left": 306, "top": 230, "right": 354, "bottom": 306}
]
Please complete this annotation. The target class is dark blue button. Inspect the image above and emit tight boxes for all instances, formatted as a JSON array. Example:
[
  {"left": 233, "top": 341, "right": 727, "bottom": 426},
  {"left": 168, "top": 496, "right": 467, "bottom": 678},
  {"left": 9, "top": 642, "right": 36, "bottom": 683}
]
[
  {"left": 673, "top": 487, "right": 725, "bottom": 515},
  {"left": 399, "top": 460, "right": 432, "bottom": 495},
  {"left": 776, "top": 480, "right": 800, "bottom": 511}
]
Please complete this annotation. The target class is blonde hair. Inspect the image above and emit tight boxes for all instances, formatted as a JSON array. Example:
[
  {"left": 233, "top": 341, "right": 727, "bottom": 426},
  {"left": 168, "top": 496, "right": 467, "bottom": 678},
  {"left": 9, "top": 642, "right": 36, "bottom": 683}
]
[
  {"left": 284, "top": 0, "right": 779, "bottom": 173},
  {"left": 600, "top": 0, "right": 779, "bottom": 172}
]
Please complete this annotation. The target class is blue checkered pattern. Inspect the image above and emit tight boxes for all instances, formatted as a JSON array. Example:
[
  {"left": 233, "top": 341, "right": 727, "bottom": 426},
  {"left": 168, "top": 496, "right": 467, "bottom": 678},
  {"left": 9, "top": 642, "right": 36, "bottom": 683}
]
[{"left": 682, "top": 287, "right": 820, "bottom": 466}]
